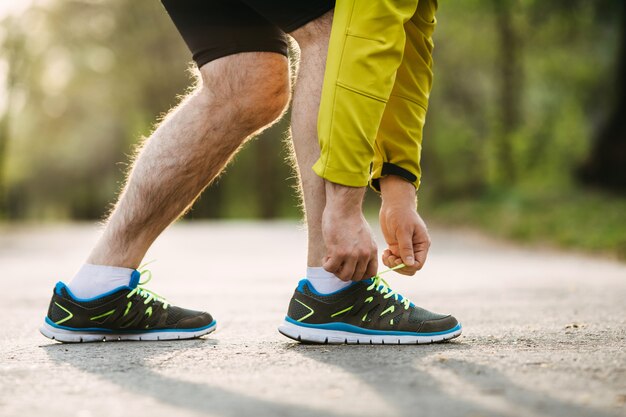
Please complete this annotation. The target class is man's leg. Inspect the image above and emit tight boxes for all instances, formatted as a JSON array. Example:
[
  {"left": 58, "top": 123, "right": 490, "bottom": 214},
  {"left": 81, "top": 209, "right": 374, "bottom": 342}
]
[
  {"left": 42, "top": 53, "right": 291, "bottom": 342},
  {"left": 289, "top": 12, "right": 351, "bottom": 293},
  {"left": 279, "top": 3, "right": 461, "bottom": 345},
  {"left": 289, "top": 16, "right": 329, "bottom": 268},
  {"left": 77, "top": 52, "right": 289, "bottom": 282}
]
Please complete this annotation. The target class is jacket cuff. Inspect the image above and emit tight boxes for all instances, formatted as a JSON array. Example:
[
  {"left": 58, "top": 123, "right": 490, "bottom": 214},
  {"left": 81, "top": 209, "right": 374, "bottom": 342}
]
[
  {"left": 313, "top": 159, "right": 370, "bottom": 188},
  {"left": 370, "top": 162, "right": 418, "bottom": 192}
]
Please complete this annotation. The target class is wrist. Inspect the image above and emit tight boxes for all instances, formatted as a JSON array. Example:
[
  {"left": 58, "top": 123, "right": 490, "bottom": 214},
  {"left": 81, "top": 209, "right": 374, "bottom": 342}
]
[
  {"left": 325, "top": 180, "right": 366, "bottom": 215},
  {"left": 380, "top": 176, "right": 417, "bottom": 209}
]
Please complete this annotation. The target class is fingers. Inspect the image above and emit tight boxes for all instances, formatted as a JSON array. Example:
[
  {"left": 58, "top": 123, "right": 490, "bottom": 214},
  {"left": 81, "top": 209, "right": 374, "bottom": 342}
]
[
  {"left": 339, "top": 257, "right": 359, "bottom": 282},
  {"left": 388, "top": 254, "right": 416, "bottom": 275},
  {"left": 383, "top": 246, "right": 425, "bottom": 276},
  {"left": 323, "top": 256, "right": 348, "bottom": 281},
  {"left": 413, "top": 243, "right": 430, "bottom": 273},
  {"left": 324, "top": 247, "right": 378, "bottom": 282},
  {"left": 382, "top": 249, "right": 393, "bottom": 269},
  {"left": 386, "top": 246, "right": 429, "bottom": 276},
  {"left": 382, "top": 249, "right": 397, "bottom": 268},
  {"left": 352, "top": 254, "right": 369, "bottom": 282},
  {"left": 322, "top": 254, "right": 361, "bottom": 282},
  {"left": 397, "top": 229, "right": 415, "bottom": 267},
  {"left": 364, "top": 255, "right": 378, "bottom": 281}
]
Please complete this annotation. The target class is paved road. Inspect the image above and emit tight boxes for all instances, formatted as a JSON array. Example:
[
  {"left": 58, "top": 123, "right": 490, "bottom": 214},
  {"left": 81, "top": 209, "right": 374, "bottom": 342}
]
[{"left": 1, "top": 222, "right": 625, "bottom": 417}]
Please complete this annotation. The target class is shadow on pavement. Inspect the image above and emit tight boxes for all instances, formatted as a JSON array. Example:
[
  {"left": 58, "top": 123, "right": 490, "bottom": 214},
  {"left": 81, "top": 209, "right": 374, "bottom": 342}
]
[
  {"left": 292, "top": 341, "right": 492, "bottom": 417},
  {"left": 41, "top": 337, "right": 620, "bottom": 417},
  {"left": 42, "top": 339, "right": 351, "bottom": 417},
  {"left": 292, "top": 342, "right": 621, "bottom": 417},
  {"left": 426, "top": 358, "right": 622, "bottom": 417}
]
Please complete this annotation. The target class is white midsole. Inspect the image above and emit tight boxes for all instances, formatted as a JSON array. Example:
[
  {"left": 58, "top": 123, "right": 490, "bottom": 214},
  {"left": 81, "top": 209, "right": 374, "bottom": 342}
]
[
  {"left": 40, "top": 321, "right": 216, "bottom": 343},
  {"left": 278, "top": 320, "right": 462, "bottom": 345}
]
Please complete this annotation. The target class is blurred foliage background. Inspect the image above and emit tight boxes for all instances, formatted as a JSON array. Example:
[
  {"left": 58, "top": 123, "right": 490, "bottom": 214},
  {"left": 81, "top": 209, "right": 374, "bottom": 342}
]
[{"left": 1, "top": 0, "right": 625, "bottom": 258}]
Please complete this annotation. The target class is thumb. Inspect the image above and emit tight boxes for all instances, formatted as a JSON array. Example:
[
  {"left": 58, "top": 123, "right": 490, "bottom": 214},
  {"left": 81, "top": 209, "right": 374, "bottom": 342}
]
[{"left": 397, "top": 230, "right": 415, "bottom": 266}]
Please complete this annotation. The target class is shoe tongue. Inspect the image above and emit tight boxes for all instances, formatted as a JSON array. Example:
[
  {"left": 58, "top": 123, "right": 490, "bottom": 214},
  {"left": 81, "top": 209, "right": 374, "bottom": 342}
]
[{"left": 129, "top": 270, "right": 141, "bottom": 289}]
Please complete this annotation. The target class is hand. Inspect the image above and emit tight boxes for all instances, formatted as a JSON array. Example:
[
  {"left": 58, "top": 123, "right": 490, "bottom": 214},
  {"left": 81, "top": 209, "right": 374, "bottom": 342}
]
[
  {"left": 379, "top": 176, "right": 431, "bottom": 276},
  {"left": 322, "top": 181, "right": 378, "bottom": 281}
]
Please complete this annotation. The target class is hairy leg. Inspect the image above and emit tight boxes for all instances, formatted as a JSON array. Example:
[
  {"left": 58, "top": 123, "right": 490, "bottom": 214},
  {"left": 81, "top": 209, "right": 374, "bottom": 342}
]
[
  {"left": 88, "top": 52, "right": 290, "bottom": 268},
  {"left": 289, "top": 11, "right": 333, "bottom": 267}
]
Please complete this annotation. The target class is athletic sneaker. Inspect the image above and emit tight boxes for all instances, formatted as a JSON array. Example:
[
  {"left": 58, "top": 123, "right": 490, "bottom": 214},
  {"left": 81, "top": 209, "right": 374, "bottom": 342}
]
[
  {"left": 40, "top": 270, "right": 216, "bottom": 343},
  {"left": 278, "top": 276, "right": 461, "bottom": 344}
]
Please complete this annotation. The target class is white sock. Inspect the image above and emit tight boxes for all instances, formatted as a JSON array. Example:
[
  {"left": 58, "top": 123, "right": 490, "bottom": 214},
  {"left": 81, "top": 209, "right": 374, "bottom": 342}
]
[
  {"left": 67, "top": 263, "right": 134, "bottom": 298},
  {"left": 306, "top": 267, "right": 351, "bottom": 294}
]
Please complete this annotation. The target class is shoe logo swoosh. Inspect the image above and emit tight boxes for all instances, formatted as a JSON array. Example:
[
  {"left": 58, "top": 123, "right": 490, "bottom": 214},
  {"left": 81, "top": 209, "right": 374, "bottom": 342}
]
[
  {"left": 54, "top": 302, "right": 74, "bottom": 325},
  {"left": 294, "top": 299, "right": 314, "bottom": 322}
]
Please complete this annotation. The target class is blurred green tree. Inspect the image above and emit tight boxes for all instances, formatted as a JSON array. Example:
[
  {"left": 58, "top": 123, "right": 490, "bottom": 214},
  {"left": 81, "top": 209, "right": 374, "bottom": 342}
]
[
  {"left": 0, "top": 0, "right": 299, "bottom": 220},
  {"left": 492, "top": 0, "right": 523, "bottom": 185},
  {"left": 0, "top": 0, "right": 624, "bottom": 227},
  {"left": 579, "top": 4, "right": 626, "bottom": 193}
]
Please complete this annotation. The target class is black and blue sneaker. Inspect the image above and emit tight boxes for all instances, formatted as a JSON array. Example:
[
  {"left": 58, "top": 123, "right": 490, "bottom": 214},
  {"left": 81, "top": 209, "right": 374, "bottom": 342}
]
[
  {"left": 278, "top": 275, "right": 461, "bottom": 344},
  {"left": 40, "top": 269, "right": 216, "bottom": 343}
]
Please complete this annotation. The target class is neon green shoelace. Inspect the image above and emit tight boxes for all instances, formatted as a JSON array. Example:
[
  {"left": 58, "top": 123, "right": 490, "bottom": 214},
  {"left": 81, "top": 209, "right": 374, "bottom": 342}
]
[
  {"left": 367, "top": 263, "right": 412, "bottom": 310},
  {"left": 124, "top": 263, "right": 408, "bottom": 312},
  {"left": 126, "top": 267, "right": 170, "bottom": 309}
]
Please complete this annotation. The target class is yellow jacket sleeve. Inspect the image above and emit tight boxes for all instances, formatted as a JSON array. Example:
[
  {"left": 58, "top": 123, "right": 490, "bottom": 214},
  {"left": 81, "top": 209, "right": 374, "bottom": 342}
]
[{"left": 314, "top": 0, "right": 438, "bottom": 190}]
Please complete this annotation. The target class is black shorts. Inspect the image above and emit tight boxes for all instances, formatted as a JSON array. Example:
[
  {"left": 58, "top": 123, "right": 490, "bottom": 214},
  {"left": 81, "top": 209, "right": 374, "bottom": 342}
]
[{"left": 161, "top": 0, "right": 335, "bottom": 68}]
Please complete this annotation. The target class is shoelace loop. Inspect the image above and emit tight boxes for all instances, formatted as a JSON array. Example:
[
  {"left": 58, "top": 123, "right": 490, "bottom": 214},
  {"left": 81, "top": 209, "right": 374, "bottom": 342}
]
[
  {"left": 126, "top": 266, "right": 170, "bottom": 309},
  {"left": 367, "top": 264, "right": 412, "bottom": 310}
]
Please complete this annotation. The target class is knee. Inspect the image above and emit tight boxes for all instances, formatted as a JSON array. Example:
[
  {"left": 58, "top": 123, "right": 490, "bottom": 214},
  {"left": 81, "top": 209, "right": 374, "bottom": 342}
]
[
  {"left": 242, "top": 62, "right": 291, "bottom": 128},
  {"left": 199, "top": 53, "right": 291, "bottom": 131}
]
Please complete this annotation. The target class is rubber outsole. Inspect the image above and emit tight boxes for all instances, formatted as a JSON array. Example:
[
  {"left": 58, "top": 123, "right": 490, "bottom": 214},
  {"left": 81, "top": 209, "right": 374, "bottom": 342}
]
[
  {"left": 277, "top": 320, "right": 462, "bottom": 345},
  {"left": 39, "top": 321, "right": 217, "bottom": 343}
]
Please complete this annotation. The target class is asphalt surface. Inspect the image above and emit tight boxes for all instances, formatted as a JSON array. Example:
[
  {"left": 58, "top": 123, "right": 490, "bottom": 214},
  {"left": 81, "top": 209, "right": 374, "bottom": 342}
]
[{"left": 0, "top": 222, "right": 625, "bottom": 417}]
